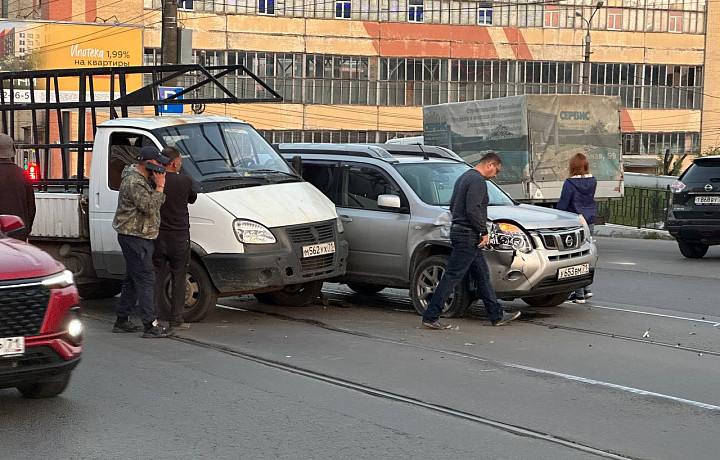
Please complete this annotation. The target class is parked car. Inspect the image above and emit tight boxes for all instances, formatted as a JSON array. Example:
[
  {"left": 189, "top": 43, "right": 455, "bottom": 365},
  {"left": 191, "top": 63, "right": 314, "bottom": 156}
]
[
  {"left": 0, "top": 215, "right": 83, "bottom": 398},
  {"left": 277, "top": 143, "right": 598, "bottom": 317},
  {"left": 666, "top": 156, "right": 720, "bottom": 258}
]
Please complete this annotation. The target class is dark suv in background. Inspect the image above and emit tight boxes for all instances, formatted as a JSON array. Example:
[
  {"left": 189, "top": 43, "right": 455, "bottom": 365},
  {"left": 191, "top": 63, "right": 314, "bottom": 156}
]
[{"left": 667, "top": 156, "right": 720, "bottom": 258}]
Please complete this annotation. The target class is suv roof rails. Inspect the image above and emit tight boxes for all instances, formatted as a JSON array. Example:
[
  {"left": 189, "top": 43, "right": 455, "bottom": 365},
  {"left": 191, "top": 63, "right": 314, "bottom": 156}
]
[
  {"left": 372, "top": 143, "right": 465, "bottom": 162},
  {"left": 275, "top": 143, "right": 398, "bottom": 162},
  {"left": 275, "top": 142, "right": 466, "bottom": 164}
]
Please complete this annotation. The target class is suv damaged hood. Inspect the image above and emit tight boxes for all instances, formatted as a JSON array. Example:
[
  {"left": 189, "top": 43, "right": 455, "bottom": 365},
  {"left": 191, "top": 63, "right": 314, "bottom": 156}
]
[
  {"left": 488, "top": 204, "right": 582, "bottom": 229},
  {"left": 0, "top": 237, "right": 65, "bottom": 281},
  {"left": 206, "top": 182, "right": 338, "bottom": 228}
]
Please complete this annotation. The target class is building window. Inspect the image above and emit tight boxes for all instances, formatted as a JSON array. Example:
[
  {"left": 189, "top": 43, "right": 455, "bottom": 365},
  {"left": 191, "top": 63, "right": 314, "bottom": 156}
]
[
  {"left": 19, "top": 32, "right": 24, "bottom": 37},
  {"left": 178, "top": 0, "right": 193, "bottom": 10},
  {"left": 607, "top": 9, "right": 622, "bottom": 30},
  {"left": 669, "top": 13, "right": 683, "bottom": 33},
  {"left": 335, "top": 1, "right": 351, "bottom": 19},
  {"left": 259, "top": 0, "right": 275, "bottom": 15},
  {"left": 408, "top": 0, "right": 423, "bottom": 23},
  {"left": 478, "top": 6, "right": 492, "bottom": 26},
  {"left": 543, "top": 5, "right": 559, "bottom": 28}
]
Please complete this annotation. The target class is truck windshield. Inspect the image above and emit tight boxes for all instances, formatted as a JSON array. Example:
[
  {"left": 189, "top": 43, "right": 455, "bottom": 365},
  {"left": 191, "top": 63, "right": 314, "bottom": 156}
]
[
  {"left": 153, "top": 122, "right": 296, "bottom": 184},
  {"left": 393, "top": 163, "right": 515, "bottom": 206}
]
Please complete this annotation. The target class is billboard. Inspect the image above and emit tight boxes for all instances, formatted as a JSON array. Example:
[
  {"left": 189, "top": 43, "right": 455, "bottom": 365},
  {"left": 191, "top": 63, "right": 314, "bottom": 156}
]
[{"left": 0, "top": 19, "right": 143, "bottom": 92}]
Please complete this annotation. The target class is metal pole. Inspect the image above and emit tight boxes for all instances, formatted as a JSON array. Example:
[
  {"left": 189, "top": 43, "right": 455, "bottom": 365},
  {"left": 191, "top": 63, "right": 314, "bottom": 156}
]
[
  {"left": 583, "top": 29, "right": 591, "bottom": 94},
  {"left": 162, "top": 0, "right": 179, "bottom": 86}
]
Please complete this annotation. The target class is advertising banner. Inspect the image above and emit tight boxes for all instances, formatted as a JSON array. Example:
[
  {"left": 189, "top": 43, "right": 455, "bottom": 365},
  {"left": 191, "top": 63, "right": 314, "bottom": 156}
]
[{"left": 0, "top": 19, "right": 143, "bottom": 93}]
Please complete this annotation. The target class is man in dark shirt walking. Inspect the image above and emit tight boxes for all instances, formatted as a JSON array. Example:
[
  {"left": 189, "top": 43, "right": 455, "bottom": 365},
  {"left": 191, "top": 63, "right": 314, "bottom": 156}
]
[
  {"left": 0, "top": 134, "right": 35, "bottom": 241},
  {"left": 153, "top": 146, "right": 198, "bottom": 333},
  {"left": 421, "top": 152, "right": 521, "bottom": 329}
]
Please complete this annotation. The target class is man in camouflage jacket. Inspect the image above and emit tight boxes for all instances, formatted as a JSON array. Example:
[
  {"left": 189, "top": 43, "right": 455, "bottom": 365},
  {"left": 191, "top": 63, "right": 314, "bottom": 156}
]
[{"left": 112, "top": 146, "right": 170, "bottom": 338}]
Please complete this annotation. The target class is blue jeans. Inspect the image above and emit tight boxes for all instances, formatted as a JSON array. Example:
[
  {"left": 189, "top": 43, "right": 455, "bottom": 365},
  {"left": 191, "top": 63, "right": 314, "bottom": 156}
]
[
  {"left": 422, "top": 225, "right": 504, "bottom": 324},
  {"left": 117, "top": 234, "right": 158, "bottom": 327},
  {"left": 574, "top": 223, "right": 595, "bottom": 298}
]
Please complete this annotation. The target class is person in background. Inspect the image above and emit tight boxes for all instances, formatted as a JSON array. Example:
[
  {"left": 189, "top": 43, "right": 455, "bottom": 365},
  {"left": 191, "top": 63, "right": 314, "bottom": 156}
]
[
  {"left": 556, "top": 153, "right": 597, "bottom": 304},
  {"left": 113, "top": 146, "right": 170, "bottom": 338},
  {"left": 153, "top": 146, "right": 197, "bottom": 334},
  {"left": 421, "top": 152, "right": 521, "bottom": 329},
  {"left": 0, "top": 134, "right": 36, "bottom": 241}
]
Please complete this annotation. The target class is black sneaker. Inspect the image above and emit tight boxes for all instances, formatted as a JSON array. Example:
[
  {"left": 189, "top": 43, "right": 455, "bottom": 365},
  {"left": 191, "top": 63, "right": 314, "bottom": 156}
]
[
  {"left": 142, "top": 325, "right": 170, "bottom": 338},
  {"left": 112, "top": 320, "right": 143, "bottom": 333},
  {"left": 422, "top": 320, "right": 451, "bottom": 330},
  {"left": 492, "top": 311, "right": 521, "bottom": 327},
  {"left": 584, "top": 291, "right": 593, "bottom": 299}
]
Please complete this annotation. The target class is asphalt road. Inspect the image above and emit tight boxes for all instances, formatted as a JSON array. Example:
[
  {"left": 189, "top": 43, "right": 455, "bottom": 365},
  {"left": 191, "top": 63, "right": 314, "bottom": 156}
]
[{"left": 2, "top": 236, "right": 719, "bottom": 459}]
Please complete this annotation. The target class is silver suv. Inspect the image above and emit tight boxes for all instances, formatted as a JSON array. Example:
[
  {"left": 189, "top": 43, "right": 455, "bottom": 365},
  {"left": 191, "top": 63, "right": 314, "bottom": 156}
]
[{"left": 277, "top": 143, "right": 598, "bottom": 317}]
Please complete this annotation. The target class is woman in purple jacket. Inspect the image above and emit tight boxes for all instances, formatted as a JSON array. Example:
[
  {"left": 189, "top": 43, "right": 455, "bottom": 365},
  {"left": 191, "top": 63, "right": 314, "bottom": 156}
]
[{"left": 557, "top": 153, "right": 597, "bottom": 304}]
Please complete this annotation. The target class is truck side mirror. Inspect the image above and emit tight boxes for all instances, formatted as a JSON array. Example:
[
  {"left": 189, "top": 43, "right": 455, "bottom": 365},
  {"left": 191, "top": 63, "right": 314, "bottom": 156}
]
[
  {"left": 377, "top": 194, "right": 401, "bottom": 209},
  {"left": 291, "top": 155, "right": 303, "bottom": 176}
]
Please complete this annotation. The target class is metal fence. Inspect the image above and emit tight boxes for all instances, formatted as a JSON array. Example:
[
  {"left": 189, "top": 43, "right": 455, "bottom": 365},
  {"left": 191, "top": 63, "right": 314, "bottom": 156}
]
[{"left": 597, "top": 186, "right": 671, "bottom": 229}]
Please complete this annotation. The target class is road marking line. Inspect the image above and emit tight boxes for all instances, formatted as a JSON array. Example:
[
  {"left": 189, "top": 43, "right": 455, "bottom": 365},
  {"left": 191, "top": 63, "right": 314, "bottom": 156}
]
[{"left": 589, "top": 304, "right": 720, "bottom": 326}]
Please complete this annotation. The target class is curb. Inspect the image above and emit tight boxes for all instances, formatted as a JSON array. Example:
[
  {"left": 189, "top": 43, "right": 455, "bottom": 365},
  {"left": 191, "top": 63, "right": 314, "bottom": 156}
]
[{"left": 593, "top": 224, "right": 674, "bottom": 240}]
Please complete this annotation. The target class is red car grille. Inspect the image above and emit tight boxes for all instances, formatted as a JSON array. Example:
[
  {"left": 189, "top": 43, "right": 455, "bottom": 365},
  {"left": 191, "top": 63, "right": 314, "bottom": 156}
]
[{"left": 0, "top": 283, "right": 49, "bottom": 337}]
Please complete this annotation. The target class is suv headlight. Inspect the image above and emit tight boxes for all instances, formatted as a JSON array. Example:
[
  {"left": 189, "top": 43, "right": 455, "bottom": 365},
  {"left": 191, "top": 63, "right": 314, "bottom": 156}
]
[
  {"left": 233, "top": 219, "right": 276, "bottom": 244},
  {"left": 489, "top": 222, "right": 533, "bottom": 253},
  {"left": 579, "top": 215, "right": 592, "bottom": 243},
  {"left": 41, "top": 270, "right": 75, "bottom": 289}
]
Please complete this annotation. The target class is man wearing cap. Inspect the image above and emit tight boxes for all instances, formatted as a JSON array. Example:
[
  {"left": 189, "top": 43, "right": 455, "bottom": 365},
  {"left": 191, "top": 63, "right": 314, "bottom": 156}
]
[
  {"left": 112, "top": 145, "right": 170, "bottom": 338},
  {"left": 0, "top": 134, "right": 35, "bottom": 241}
]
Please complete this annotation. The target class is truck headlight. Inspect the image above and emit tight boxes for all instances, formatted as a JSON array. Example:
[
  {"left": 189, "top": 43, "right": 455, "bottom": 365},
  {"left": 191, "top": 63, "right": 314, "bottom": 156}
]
[
  {"left": 233, "top": 219, "right": 276, "bottom": 244},
  {"left": 41, "top": 270, "right": 75, "bottom": 289},
  {"left": 489, "top": 222, "right": 533, "bottom": 253},
  {"left": 336, "top": 217, "right": 344, "bottom": 234}
]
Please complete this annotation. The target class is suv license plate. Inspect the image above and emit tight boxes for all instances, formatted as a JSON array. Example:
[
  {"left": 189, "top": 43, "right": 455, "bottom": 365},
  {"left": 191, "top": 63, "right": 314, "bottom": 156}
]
[
  {"left": 694, "top": 196, "right": 720, "bottom": 205},
  {"left": 0, "top": 336, "right": 25, "bottom": 357},
  {"left": 558, "top": 263, "right": 590, "bottom": 280},
  {"left": 302, "top": 241, "right": 335, "bottom": 258}
]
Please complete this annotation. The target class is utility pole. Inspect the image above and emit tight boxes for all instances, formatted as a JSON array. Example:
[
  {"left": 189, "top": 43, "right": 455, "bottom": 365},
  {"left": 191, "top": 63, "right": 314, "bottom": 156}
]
[
  {"left": 576, "top": 1, "right": 604, "bottom": 94},
  {"left": 161, "top": 0, "right": 178, "bottom": 85}
]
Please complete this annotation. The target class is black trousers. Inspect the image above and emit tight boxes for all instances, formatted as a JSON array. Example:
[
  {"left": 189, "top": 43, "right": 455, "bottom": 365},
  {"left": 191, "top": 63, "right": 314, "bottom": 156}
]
[
  {"left": 153, "top": 232, "right": 191, "bottom": 326},
  {"left": 117, "top": 234, "right": 157, "bottom": 326}
]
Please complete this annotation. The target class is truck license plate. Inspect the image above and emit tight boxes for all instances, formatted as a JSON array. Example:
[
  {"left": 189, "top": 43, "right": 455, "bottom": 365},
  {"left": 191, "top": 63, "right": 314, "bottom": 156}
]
[
  {"left": 558, "top": 263, "right": 590, "bottom": 280},
  {"left": 694, "top": 196, "right": 720, "bottom": 205},
  {"left": 0, "top": 336, "right": 25, "bottom": 357},
  {"left": 302, "top": 241, "right": 335, "bottom": 258}
]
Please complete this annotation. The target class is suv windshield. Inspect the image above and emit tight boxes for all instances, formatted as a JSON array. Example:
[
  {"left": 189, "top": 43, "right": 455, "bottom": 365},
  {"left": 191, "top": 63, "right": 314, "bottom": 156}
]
[
  {"left": 153, "top": 122, "right": 296, "bottom": 186},
  {"left": 680, "top": 158, "right": 720, "bottom": 184},
  {"left": 393, "top": 162, "right": 515, "bottom": 206}
]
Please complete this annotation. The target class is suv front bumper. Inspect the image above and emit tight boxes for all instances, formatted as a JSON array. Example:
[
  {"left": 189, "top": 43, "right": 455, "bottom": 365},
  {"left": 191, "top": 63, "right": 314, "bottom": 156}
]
[
  {"left": 0, "top": 344, "right": 81, "bottom": 390},
  {"left": 493, "top": 242, "right": 597, "bottom": 298}
]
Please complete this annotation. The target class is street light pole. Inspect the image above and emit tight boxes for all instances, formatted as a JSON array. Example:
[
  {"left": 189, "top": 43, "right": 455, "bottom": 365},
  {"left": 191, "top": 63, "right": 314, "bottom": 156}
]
[{"left": 576, "top": 1, "right": 604, "bottom": 94}]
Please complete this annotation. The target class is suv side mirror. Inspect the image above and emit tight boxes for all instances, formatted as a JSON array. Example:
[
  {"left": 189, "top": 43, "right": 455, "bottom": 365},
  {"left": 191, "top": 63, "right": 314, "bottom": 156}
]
[
  {"left": 377, "top": 194, "right": 401, "bottom": 209},
  {"left": 0, "top": 214, "right": 25, "bottom": 235}
]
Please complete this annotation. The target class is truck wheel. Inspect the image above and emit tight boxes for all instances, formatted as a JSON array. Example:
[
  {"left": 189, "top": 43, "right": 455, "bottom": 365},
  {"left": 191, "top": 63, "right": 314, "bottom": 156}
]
[
  {"left": 346, "top": 283, "right": 385, "bottom": 295},
  {"left": 254, "top": 281, "right": 322, "bottom": 307},
  {"left": 677, "top": 240, "right": 709, "bottom": 259},
  {"left": 175, "top": 258, "right": 219, "bottom": 323},
  {"left": 76, "top": 280, "right": 122, "bottom": 300},
  {"left": 411, "top": 255, "right": 472, "bottom": 318},
  {"left": 522, "top": 292, "right": 571, "bottom": 307},
  {"left": 17, "top": 372, "right": 71, "bottom": 398}
]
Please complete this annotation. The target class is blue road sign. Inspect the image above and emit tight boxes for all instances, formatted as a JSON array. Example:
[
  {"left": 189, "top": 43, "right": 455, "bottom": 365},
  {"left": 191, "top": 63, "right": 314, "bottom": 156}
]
[{"left": 158, "top": 86, "right": 184, "bottom": 114}]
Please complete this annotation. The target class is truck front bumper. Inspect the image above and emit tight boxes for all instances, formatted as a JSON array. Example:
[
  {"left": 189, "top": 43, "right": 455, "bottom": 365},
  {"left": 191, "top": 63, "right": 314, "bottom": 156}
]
[{"left": 202, "top": 239, "right": 349, "bottom": 294}]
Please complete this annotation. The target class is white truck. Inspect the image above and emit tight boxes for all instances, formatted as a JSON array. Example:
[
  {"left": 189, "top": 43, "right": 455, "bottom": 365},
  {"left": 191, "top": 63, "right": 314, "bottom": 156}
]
[
  {"left": 423, "top": 94, "right": 624, "bottom": 203},
  {"left": 1, "top": 64, "right": 348, "bottom": 321}
]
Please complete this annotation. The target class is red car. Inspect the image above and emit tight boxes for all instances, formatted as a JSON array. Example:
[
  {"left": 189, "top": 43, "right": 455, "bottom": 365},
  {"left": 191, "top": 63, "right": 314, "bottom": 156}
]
[{"left": 0, "top": 214, "right": 83, "bottom": 398}]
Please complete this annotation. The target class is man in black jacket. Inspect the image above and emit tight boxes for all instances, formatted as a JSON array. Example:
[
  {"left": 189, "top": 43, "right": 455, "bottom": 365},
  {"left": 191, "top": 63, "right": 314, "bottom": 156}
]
[
  {"left": 0, "top": 134, "right": 35, "bottom": 241},
  {"left": 153, "top": 146, "right": 198, "bottom": 333},
  {"left": 421, "top": 152, "right": 520, "bottom": 330}
]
